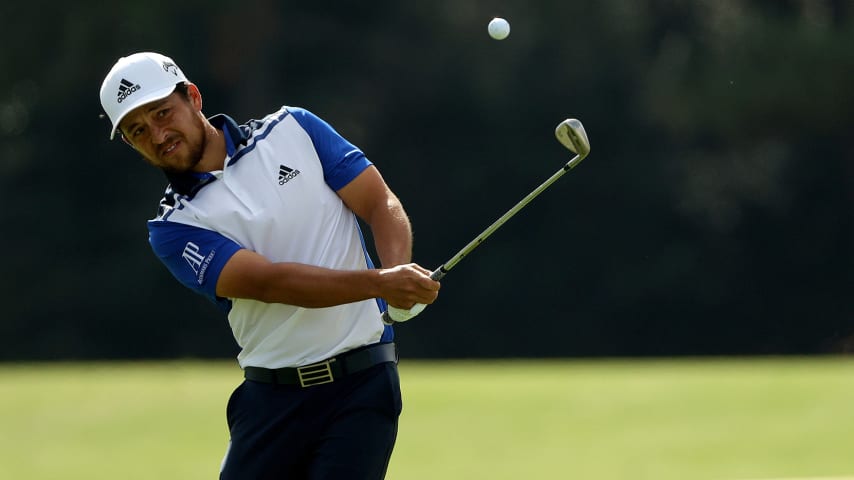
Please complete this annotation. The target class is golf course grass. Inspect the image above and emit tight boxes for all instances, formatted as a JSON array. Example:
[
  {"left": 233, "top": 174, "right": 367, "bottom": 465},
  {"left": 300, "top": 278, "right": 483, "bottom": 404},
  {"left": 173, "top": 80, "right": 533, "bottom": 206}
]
[{"left": 1, "top": 357, "right": 852, "bottom": 479}]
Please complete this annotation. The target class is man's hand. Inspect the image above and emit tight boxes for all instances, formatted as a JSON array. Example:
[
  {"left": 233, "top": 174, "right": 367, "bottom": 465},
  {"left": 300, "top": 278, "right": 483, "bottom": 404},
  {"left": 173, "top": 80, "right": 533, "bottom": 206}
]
[{"left": 378, "top": 263, "right": 440, "bottom": 313}]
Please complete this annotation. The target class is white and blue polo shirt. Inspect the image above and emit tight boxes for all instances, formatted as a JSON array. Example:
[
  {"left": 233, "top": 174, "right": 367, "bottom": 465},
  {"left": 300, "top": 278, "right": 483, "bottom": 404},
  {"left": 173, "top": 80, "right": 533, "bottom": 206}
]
[{"left": 148, "top": 107, "right": 392, "bottom": 369}]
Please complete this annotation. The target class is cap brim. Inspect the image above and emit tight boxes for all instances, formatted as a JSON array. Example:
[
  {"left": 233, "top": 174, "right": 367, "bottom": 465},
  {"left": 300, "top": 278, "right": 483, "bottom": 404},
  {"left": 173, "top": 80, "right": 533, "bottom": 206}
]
[{"left": 108, "top": 84, "right": 179, "bottom": 140}]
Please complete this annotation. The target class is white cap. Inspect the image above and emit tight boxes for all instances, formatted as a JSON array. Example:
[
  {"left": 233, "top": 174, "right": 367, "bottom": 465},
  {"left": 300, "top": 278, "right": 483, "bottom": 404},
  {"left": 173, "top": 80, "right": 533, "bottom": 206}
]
[{"left": 99, "top": 52, "right": 189, "bottom": 139}]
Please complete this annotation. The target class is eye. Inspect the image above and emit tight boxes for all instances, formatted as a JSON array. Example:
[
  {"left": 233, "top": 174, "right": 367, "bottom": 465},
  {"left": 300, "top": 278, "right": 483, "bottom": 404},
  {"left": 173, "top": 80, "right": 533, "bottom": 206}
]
[
  {"left": 156, "top": 107, "right": 170, "bottom": 119},
  {"left": 132, "top": 126, "right": 145, "bottom": 138}
]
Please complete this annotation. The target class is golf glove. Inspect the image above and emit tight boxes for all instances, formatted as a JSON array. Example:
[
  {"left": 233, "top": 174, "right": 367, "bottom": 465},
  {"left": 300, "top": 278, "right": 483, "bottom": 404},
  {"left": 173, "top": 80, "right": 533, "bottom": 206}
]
[{"left": 384, "top": 303, "right": 427, "bottom": 324}]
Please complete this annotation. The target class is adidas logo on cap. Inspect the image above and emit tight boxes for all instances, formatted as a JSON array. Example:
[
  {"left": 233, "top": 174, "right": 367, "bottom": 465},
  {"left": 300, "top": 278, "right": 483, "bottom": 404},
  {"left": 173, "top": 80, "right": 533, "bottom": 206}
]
[{"left": 116, "top": 78, "right": 141, "bottom": 104}]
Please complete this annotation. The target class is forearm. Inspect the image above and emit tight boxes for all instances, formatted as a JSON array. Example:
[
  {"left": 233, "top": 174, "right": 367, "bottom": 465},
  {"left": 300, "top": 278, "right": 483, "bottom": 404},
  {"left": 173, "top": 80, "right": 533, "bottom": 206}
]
[
  {"left": 232, "top": 261, "right": 382, "bottom": 308},
  {"left": 216, "top": 252, "right": 437, "bottom": 309},
  {"left": 369, "top": 195, "right": 413, "bottom": 268},
  {"left": 216, "top": 249, "right": 382, "bottom": 307}
]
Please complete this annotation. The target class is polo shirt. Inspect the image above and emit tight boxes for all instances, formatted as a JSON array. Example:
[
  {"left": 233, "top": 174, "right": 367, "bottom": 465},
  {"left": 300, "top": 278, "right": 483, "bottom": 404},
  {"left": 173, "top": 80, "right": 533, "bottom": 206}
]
[{"left": 147, "top": 106, "right": 392, "bottom": 369}]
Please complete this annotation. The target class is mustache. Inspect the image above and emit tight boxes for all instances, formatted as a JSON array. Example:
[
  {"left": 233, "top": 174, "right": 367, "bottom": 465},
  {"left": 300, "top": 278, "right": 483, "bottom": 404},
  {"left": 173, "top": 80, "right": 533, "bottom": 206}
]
[{"left": 157, "top": 135, "right": 179, "bottom": 155}]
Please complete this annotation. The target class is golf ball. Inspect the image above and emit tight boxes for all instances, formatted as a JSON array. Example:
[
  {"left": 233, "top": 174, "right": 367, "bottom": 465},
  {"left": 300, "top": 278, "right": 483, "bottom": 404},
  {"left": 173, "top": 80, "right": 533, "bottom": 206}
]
[{"left": 488, "top": 17, "right": 510, "bottom": 40}]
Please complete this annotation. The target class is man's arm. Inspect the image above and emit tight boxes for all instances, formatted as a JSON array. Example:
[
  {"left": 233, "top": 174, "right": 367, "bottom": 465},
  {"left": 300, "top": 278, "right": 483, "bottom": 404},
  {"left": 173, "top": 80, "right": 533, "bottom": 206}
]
[
  {"left": 214, "top": 166, "right": 439, "bottom": 309},
  {"left": 337, "top": 166, "right": 440, "bottom": 309},
  {"left": 336, "top": 166, "right": 412, "bottom": 268},
  {"left": 214, "top": 250, "right": 435, "bottom": 308}
]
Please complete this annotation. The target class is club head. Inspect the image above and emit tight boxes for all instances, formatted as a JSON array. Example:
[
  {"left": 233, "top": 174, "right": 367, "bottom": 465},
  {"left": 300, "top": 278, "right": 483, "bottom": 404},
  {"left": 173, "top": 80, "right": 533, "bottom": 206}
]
[{"left": 555, "top": 119, "right": 590, "bottom": 159}]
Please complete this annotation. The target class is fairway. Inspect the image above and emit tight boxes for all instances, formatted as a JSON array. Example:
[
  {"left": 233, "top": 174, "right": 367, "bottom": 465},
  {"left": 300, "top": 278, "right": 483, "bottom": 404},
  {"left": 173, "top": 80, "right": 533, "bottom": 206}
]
[{"left": 1, "top": 357, "right": 852, "bottom": 479}]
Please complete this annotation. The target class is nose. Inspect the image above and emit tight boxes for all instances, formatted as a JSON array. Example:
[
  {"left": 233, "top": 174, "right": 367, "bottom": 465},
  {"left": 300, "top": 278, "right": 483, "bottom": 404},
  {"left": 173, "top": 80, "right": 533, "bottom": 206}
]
[{"left": 149, "top": 123, "right": 170, "bottom": 145}]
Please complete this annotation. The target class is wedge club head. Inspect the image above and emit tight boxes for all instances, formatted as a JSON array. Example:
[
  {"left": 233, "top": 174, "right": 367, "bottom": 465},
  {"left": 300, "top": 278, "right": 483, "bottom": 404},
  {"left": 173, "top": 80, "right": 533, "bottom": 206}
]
[{"left": 555, "top": 119, "right": 590, "bottom": 159}]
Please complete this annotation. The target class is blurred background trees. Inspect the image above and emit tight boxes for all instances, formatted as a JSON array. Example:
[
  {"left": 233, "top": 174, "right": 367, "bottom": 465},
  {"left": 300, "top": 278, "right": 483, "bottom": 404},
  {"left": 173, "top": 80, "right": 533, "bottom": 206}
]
[{"left": 1, "top": 0, "right": 851, "bottom": 360}]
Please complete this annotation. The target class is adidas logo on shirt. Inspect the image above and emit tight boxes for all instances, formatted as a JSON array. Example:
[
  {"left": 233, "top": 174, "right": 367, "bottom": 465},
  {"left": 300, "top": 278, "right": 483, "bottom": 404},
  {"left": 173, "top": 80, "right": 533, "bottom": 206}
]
[
  {"left": 278, "top": 165, "right": 301, "bottom": 185},
  {"left": 116, "top": 78, "right": 141, "bottom": 104}
]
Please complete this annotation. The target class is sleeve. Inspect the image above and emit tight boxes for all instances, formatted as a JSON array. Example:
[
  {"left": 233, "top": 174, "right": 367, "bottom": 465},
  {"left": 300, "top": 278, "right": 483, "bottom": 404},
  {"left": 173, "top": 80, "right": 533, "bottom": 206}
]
[
  {"left": 148, "top": 220, "right": 243, "bottom": 311},
  {"left": 287, "top": 107, "right": 373, "bottom": 190}
]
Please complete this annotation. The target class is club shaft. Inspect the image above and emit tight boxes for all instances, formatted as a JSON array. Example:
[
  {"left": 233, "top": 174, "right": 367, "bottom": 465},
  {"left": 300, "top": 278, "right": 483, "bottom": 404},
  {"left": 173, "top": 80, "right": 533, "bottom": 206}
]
[{"left": 430, "top": 152, "right": 584, "bottom": 281}]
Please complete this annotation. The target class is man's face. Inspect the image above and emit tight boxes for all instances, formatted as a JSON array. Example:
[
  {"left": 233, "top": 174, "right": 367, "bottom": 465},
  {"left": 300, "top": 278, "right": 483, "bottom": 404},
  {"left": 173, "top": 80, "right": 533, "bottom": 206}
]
[{"left": 118, "top": 88, "right": 206, "bottom": 174}]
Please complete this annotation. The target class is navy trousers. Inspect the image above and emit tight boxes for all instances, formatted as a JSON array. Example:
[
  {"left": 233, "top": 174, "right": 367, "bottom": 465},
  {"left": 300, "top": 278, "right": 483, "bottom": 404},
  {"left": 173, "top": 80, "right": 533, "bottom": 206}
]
[{"left": 220, "top": 362, "right": 402, "bottom": 479}]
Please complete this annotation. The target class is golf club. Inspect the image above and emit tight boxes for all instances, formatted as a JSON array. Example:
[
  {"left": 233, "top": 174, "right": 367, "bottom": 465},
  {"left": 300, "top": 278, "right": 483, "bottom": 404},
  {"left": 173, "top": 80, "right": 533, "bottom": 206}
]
[{"left": 383, "top": 118, "right": 591, "bottom": 324}]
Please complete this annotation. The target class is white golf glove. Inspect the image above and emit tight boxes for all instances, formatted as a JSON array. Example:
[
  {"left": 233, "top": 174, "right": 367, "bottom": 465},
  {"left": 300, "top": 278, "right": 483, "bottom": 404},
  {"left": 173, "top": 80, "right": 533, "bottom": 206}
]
[{"left": 384, "top": 303, "right": 428, "bottom": 324}]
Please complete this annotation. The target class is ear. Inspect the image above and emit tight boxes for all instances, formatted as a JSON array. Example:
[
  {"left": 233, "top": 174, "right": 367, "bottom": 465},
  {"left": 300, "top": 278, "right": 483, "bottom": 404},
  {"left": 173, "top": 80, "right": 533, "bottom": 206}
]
[{"left": 187, "top": 83, "right": 203, "bottom": 111}]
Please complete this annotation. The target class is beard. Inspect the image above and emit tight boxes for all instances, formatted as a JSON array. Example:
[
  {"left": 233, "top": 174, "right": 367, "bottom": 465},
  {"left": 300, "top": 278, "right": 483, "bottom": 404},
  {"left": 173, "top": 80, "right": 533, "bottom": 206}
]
[
  {"left": 157, "top": 114, "right": 208, "bottom": 175},
  {"left": 159, "top": 134, "right": 205, "bottom": 175}
]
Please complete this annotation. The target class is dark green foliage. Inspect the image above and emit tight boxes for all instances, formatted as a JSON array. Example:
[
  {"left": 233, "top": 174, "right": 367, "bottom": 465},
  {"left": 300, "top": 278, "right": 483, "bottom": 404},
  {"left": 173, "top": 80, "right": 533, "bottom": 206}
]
[{"left": 1, "top": 1, "right": 851, "bottom": 359}]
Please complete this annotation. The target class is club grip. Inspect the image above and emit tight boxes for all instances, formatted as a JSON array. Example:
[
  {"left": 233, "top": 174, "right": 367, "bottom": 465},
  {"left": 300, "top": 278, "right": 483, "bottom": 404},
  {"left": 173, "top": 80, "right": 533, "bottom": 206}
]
[{"left": 430, "top": 267, "right": 447, "bottom": 281}]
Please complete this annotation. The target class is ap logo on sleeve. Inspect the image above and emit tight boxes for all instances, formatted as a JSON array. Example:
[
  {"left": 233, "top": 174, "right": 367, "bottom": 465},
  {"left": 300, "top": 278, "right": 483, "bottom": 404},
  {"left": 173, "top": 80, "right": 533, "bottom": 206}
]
[{"left": 182, "top": 242, "right": 216, "bottom": 284}]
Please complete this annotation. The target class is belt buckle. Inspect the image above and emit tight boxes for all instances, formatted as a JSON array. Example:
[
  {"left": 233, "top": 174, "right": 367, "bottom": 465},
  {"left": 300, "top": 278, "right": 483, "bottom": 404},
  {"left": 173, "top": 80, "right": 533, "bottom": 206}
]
[{"left": 297, "top": 359, "right": 336, "bottom": 387}]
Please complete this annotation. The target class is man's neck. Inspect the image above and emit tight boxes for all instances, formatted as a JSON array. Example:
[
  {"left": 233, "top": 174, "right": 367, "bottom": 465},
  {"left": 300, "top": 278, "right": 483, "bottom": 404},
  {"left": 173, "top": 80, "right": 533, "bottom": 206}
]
[{"left": 195, "top": 122, "right": 227, "bottom": 172}]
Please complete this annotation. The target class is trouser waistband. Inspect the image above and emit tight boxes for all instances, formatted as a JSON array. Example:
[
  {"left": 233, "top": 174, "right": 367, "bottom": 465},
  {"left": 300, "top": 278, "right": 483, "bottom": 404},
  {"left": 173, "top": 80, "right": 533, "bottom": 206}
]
[{"left": 243, "top": 342, "right": 397, "bottom": 387}]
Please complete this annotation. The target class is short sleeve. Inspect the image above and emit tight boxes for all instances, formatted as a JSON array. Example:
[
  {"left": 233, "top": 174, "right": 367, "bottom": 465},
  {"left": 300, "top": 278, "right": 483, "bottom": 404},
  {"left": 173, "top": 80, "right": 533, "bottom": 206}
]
[
  {"left": 148, "top": 220, "right": 243, "bottom": 311},
  {"left": 288, "top": 107, "right": 373, "bottom": 190}
]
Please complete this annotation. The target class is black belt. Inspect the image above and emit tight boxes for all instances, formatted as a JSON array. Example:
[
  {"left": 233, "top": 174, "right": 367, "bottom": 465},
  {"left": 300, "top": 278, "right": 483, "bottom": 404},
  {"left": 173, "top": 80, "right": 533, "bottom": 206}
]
[{"left": 243, "top": 342, "right": 397, "bottom": 387}]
